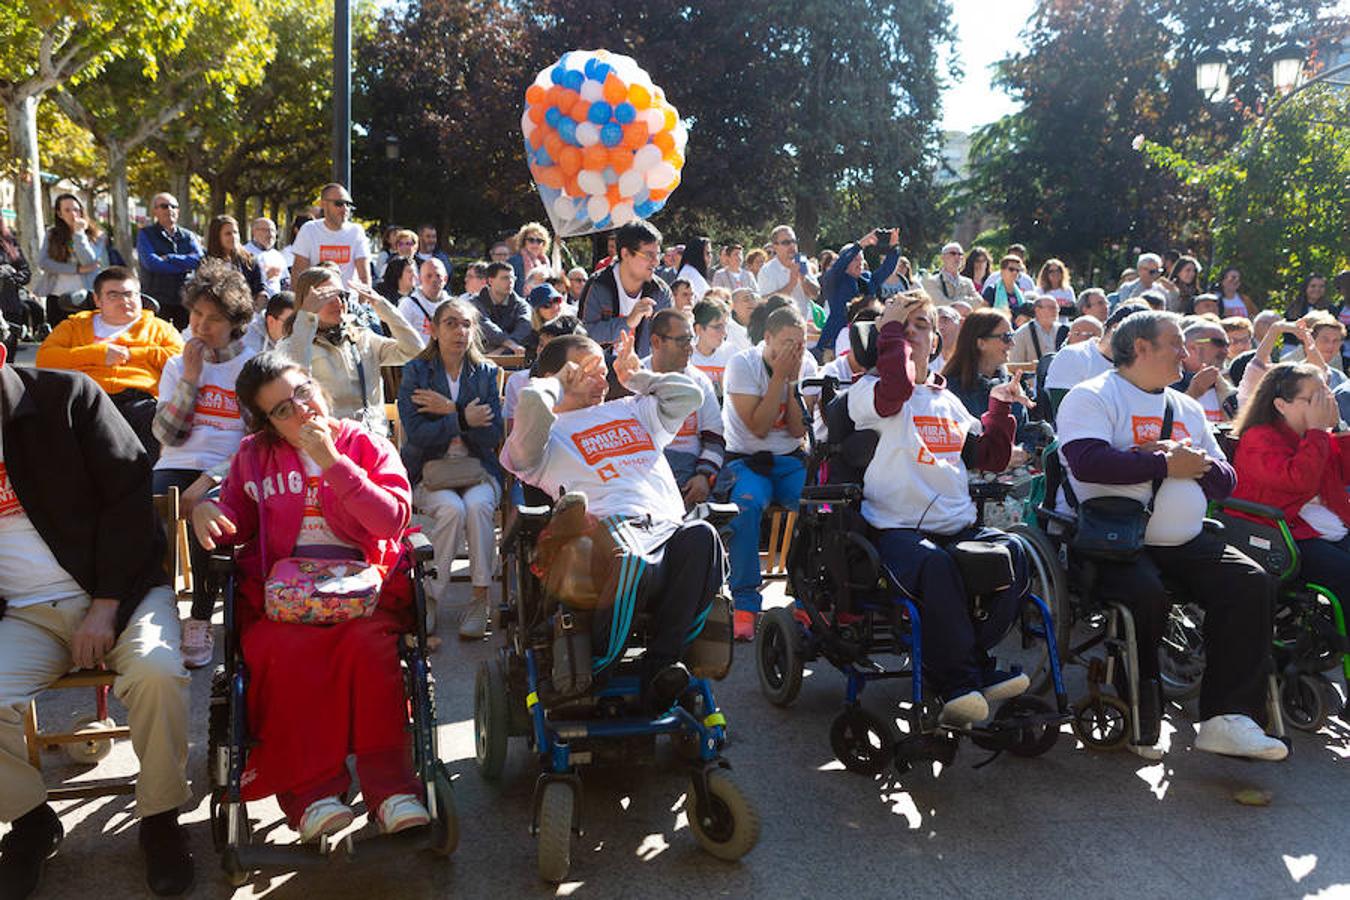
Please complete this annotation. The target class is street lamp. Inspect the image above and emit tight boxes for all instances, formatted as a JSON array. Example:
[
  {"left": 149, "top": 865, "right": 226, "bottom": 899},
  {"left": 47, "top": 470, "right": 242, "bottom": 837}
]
[
  {"left": 1195, "top": 47, "right": 1230, "bottom": 102},
  {"left": 1270, "top": 42, "right": 1305, "bottom": 93}
]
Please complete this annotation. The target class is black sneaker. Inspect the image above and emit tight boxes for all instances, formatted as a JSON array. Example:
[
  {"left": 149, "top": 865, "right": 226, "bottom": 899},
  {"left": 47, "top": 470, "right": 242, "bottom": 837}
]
[
  {"left": 645, "top": 662, "right": 692, "bottom": 715},
  {"left": 138, "top": 811, "right": 194, "bottom": 897},
  {"left": 0, "top": 803, "right": 63, "bottom": 900}
]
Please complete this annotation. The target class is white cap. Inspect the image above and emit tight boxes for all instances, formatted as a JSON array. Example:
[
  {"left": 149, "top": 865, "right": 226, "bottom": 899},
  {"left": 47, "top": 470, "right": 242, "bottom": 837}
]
[{"left": 941, "top": 241, "right": 964, "bottom": 255}]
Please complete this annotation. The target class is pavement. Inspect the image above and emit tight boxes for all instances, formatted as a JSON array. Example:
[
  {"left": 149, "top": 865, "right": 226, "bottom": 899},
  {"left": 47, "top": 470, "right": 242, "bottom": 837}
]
[{"left": 6, "top": 341, "right": 1350, "bottom": 899}]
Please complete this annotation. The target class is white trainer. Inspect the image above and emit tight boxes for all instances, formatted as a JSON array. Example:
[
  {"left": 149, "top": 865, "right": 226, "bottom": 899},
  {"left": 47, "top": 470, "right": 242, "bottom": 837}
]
[
  {"left": 458, "top": 596, "right": 489, "bottom": 640},
  {"left": 939, "top": 690, "right": 990, "bottom": 728},
  {"left": 376, "top": 793, "right": 431, "bottom": 835},
  {"left": 982, "top": 671, "right": 1030, "bottom": 705},
  {"left": 298, "top": 796, "right": 354, "bottom": 843},
  {"left": 1194, "top": 714, "right": 1289, "bottom": 761}
]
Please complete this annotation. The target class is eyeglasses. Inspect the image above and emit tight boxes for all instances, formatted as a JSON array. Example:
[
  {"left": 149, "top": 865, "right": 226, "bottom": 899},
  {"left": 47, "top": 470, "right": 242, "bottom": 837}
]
[
  {"left": 983, "top": 332, "right": 1015, "bottom": 344},
  {"left": 267, "top": 381, "right": 318, "bottom": 421},
  {"left": 156, "top": 202, "right": 179, "bottom": 210},
  {"left": 524, "top": 236, "right": 546, "bottom": 245},
  {"left": 1192, "top": 337, "right": 1229, "bottom": 348},
  {"left": 633, "top": 249, "right": 660, "bottom": 263},
  {"left": 324, "top": 198, "right": 355, "bottom": 208},
  {"left": 102, "top": 289, "right": 140, "bottom": 302},
  {"left": 656, "top": 333, "right": 693, "bottom": 345},
  {"left": 775, "top": 238, "right": 798, "bottom": 246},
  {"left": 396, "top": 239, "right": 416, "bottom": 247},
  {"left": 1141, "top": 268, "right": 1160, "bottom": 275},
  {"left": 439, "top": 317, "right": 473, "bottom": 330}
]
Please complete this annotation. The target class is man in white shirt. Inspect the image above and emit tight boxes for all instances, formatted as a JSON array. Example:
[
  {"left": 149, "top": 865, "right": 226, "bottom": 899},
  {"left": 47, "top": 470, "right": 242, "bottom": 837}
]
[
  {"left": 724, "top": 288, "right": 760, "bottom": 354},
  {"left": 288, "top": 183, "right": 372, "bottom": 289},
  {"left": 243, "top": 217, "right": 288, "bottom": 297},
  {"left": 457, "top": 261, "right": 489, "bottom": 304},
  {"left": 921, "top": 241, "right": 980, "bottom": 306},
  {"left": 721, "top": 305, "right": 817, "bottom": 638},
  {"left": 1056, "top": 310, "right": 1285, "bottom": 762},
  {"left": 1044, "top": 300, "right": 1149, "bottom": 417},
  {"left": 754, "top": 225, "right": 820, "bottom": 321},
  {"left": 502, "top": 331, "right": 725, "bottom": 712},
  {"left": 647, "top": 309, "right": 724, "bottom": 507},
  {"left": 1175, "top": 319, "right": 1235, "bottom": 422},
  {"left": 398, "top": 258, "right": 452, "bottom": 346}
]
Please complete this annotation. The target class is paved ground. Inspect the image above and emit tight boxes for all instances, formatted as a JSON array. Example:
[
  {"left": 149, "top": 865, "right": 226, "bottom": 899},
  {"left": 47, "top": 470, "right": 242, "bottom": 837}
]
[{"left": 6, "top": 342, "right": 1350, "bottom": 899}]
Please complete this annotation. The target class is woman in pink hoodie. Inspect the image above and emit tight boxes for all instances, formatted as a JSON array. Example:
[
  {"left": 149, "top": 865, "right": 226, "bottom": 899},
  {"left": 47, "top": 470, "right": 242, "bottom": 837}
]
[{"left": 192, "top": 351, "right": 426, "bottom": 843}]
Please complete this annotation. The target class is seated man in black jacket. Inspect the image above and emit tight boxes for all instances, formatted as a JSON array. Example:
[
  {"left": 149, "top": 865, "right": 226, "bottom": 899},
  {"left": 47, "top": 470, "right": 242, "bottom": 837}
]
[{"left": 0, "top": 348, "right": 192, "bottom": 899}]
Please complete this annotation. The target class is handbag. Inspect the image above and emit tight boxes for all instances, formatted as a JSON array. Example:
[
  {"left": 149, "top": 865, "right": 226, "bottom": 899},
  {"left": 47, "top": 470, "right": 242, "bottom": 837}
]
[
  {"left": 422, "top": 440, "right": 489, "bottom": 490},
  {"left": 250, "top": 453, "right": 384, "bottom": 625},
  {"left": 1069, "top": 399, "right": 1174, "bottom": 562}
]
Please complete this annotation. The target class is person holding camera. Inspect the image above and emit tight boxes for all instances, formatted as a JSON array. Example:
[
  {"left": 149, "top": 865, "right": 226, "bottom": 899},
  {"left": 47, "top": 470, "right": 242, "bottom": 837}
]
[{"left": 756, "top": 226, "right": 820, "bottom": 321}]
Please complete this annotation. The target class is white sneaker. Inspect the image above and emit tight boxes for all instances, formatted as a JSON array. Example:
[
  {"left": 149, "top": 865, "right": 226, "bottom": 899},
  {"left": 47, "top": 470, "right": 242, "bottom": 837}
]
[
  {"left": 375, "top": 793, "right": 430, "bottom": 835},
  {"left": 458, "top": 594, "right": 489, "bottom": 640},
  {"left": 1194, "top": 714, "right": 1289, "bottom": 761},
  {"left": 939, "top": 690, "right": 990, "bottom": 728},
  {"left": 298, "top": 796, "right": 354, "bottom": 843},
  {"left": 981, "top": 671, "right": 1030, "bottom": 705},
  {"left": 180, "top": 618, "right": 214, "bottom": 669}
]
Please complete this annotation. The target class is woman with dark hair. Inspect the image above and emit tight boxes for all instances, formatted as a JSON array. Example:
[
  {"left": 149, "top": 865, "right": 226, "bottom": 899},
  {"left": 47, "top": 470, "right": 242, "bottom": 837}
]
[
  {"left": 206, "top": 214, "right": 265, "bottom": 304},
  {"left": 1231, "top": 361, "right": 1350, "bottom": 614},
  {"left": 377, "top": 255, "right": 417, "bottom": 304},
  {"left": 191, "top": 351, "right": 430, "bottom": 843},
  {"left": 397, "top": 298, "right": 504, "bottom": 637},
  {"left": 961, "top": 246, "right": 994, "bottom": 293},
  {"left": 675, "top": 235, "right": 713, "bottom": 303},
  {"left": 0, "top": 217, "right": 39, "bottom": 345},
  {"left": 1213, "top": 265, "right": 1259, "bottom": 318},
  {"left": 38, "top": 193, "right": 109, "bottom": 324},
  {"left": 942, "top": 307, "right": 1029, "bottom": 442},
  {"left": 280, "top": 212, "right": 314, "bottom": 270},
  {"left": 1168, "top": 255, "right": 1202, "bottom": 313},
  {"left": 1285, "top": 273, "right": 1334, "bottom": 320},
  {"left": 151, "top": 259, "right": 258, "bottom": 667}
]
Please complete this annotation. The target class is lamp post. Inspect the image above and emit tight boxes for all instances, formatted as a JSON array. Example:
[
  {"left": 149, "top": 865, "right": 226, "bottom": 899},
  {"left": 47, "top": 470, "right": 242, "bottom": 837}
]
[
  {"left": 385, "top": 135, "right": 400, "bottom": 225},
  {"left": 1194, "top": 42, "right": 1350, "bottom": 136}
]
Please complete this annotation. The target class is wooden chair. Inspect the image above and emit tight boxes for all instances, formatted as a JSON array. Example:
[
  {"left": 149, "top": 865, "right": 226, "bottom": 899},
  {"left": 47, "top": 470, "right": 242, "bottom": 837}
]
[
  {"left": 760, "top": 504, "right": 797, "bottom": 579},
  {"left": 386, "top": 402, "right": 404, "bottom": 449},
  {"left": 20, "top": 488, "right": 180, "bottom": 799}
]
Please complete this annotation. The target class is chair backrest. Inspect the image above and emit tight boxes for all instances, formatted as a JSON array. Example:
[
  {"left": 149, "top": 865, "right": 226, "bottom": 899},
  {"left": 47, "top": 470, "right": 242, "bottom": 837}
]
[
  {"left": 385, "top": 402, "right": 403, "bottom": 448},
  {"left": 151, "top": 487, "right": 180, "bottom": 581}
]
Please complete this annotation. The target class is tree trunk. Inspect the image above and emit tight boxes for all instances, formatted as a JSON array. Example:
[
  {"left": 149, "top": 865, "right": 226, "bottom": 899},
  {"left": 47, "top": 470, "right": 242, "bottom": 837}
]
[
  {"left": 5, "top": 95, "right": 45, "bottom": 263},
  {"left": 169, "top": 165, "right": 193, "bottom": 232},
  {"left": 108, "top": 144, "right": 134, "bottom": 265},
  {"left": 232, "top": 191, "right": 247, "bottom": 225},
  {"left": 794, "top": 191, "right": 821, "bottom": 258},
  {"left": 208, "top": 176, "right": 227, "bottom": 217}
]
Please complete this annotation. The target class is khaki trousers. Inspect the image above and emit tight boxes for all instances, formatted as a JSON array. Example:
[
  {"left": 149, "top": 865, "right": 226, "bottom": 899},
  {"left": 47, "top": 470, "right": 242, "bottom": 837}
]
[{"left": 0, "top": 585, "right": 191, "bottom": 820}]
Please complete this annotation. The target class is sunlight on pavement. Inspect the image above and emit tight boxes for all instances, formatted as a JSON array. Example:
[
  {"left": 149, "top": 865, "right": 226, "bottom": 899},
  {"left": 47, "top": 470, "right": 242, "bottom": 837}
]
[
  {"left": 634, "top": 832, "right": 669, "bottom": 861},
  {"left": 1134, "top": 763, "right": 1171, "bottom": 801},
  {"left": 556, "top": 881, "right": 585, "bottom": 896},
  {"left": 438, "top": 718, "right": 475, "bottom": 762},
  {"left": 1284, "top": 854, "right": 1318, "bottom": 883}
]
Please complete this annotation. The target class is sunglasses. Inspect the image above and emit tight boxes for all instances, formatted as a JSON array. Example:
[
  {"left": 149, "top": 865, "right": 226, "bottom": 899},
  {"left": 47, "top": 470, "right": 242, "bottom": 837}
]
[
  {"left": 524, "top": 236, "right": 545, "bottom": 244},
  {"left": 776, "top": 238, "right": 798, "bottom": 246},
  {"left": 984, "top": 332, "right": 1015, "bottom": 344},
  {"left": 325, "top": 198, "right": 355, "bottom": 208},
  {"left": 156, "top": 202, "right": 179, "bottom": 210},
  {"left": 267, "top": 380, "right": 319, "bottom": 421}
]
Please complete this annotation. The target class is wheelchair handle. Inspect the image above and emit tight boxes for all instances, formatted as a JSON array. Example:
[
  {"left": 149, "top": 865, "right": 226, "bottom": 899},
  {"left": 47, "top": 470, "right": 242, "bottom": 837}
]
[
  {"left": 1210, "top": 497, "right": 1287, "bottom": 523},
  {"left": 800, "top": 375, "right": 841, "bottom": 391},
  {"left": 800, "top": 483, "right": 861, "bottom": 504}
]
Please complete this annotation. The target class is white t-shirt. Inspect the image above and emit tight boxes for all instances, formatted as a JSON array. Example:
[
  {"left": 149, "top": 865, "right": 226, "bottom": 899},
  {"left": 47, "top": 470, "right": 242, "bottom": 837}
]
[
  {"left": 756, "top": 256, "right": 820, "bottom": 321},
  {"left": 92, "top": 316, "right": 133, "bottom": 341},
  {"left": 691, "top": 341, "right": 735, "bottom": 393},
  {"left": 295, "top": 453, "right": 359, "bottom": 550},
  {"left": 244, "top": 241, "right": 288, "bottom": 295},
  {"left": 724, "top": 317, "right": 752, "bottom": 354},
  {"left": 291, "top": 220, "right": 369, "bottom": 287},
  {"left": 502, "top": 368, "right": 531, "bottom": 422},
  {"left": 1044, "top": 339, "right": 1113, "bottom": 391},
  {"left": 1056, "top": 371, "right": 1223, "bottom": 547},
  {"left": 511, "top": 393, "right": 684, "bottom": 521},
  {"left": 0, "top": 433, "right": 86, "bottom": 608},
  {"left": 1300, "top": 497, "right": 1349, "bottom": 542},
  {"left": 154, "top": 348, "right": 255, "bottom": 472},
  {"left": 722, "top": 344, "right": 819, "bottom": 455},
  {"left": 666, "top": 365, "right": 722, "bottom": 457},
  {"left": 848, "top": 377, "right": 980, "bottom": 534},
  {"left": 397, "top": 290, "right": 447, "bottom": 346},
  {"left": 617, "top": 280, "right": 642, "bottom": 317}
]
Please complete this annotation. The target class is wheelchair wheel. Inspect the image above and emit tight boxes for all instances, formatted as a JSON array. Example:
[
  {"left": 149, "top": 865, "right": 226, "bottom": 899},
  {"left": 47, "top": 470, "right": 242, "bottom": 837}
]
[
  {"left": 1007, "top": 524, "right": 1071, "bottom": 695},
  {"left": 1159, "top": 602, "right": 1204, "bottom": 702},
  {"left": 1071, "top": 694, "right": 1131, "bottom": 750},
  {"left": 685, "top": 770, "right": 760, "bottom": 862},
  {"left": 537, "top": 781, "right": 574, "bottom": 883},
  {"left": 829, "top": 708, "right": 895, "bottom": 775},
  {"left": 996, "top": 696, "right": 1060, "bottom": 758},
  {"left": 475, "top": 660, "right": 511, "bottom": 781},
  {"left": 1281, "top": 673, "right": 1341, "bottom": 732},
  {"left": 756, "top": 607, "right": 804, "bottom": 707},
  {"left": 430, "top": 763, "right": 459, "bottom": 856},
  {"left": 63, "top": 715, "right": 116, "bottom": 764}
]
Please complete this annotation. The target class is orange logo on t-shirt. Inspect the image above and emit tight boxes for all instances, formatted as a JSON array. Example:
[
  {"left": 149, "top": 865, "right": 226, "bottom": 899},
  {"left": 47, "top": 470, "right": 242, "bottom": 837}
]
[
  {"left": 1130, "top": 416, "right": 1193, "bottom": 445},
  {"left": 194, "top": 385, "right": 240, "bottom": 419},
  {"left": 318, "top": 244, "right": 351, "bottom": 266},
  {"left": 597, "top": 463, "right": 620, "bottom": 482},
  {"left": 571, "top": 418, "right": 656, "bottom": 465},
  {"left": 913, "top": 415, "right": 964, "bottom": 455},
  {"left": 695, "top": 364, "right": 725, "bottom": 385},
  {"left": 302, "top": 476, "right": 322, "bottom": 516},
  {"left": 916, "top": 446, "right": 938, "bottom": 466},
  {"left": 677, "top": 412, "right": 698, "bottom": 438},
  {"left": 0, "top": 464, "right": 21, "bottom": 518}
]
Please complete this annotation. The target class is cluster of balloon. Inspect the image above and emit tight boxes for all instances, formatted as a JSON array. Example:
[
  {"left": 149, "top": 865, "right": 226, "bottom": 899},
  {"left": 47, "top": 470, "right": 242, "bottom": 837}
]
[{"left": 522, "top": 50, "right": 687, "bottom": 238}]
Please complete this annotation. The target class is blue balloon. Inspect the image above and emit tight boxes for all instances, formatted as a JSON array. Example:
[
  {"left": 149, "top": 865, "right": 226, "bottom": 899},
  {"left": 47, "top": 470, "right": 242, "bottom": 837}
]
[
  {"left": 648, "top": 199, "right": 666, "bottom": 216},
  {"left": 544, "top": 107, "right": 562, "bottom": 128},
  {"left": 558, "top": 118, "right": 578, "bottom": 146},
  {"left": 595, "top": 215, "right": 612, "bottom": 230},
  {"left": 550, "top": 65, "right": 566, "bottom": 86},
  {"left": 602, "top": 166, "right": 618, "bottom": 185},
  {"left": 635, "top": 200, "right": 656, "bottom": 218},
  {"left": 593, "top": 62, "right": 612, "bottom": 83},
  {"left": 600, "top": 122, "right": 623, "bottom": 148},
  {"left": 539, "top": 184, "right": 561, "bottom": 205},
  {"left": 587, "top": 101, "right": 612, "bottom": 124},
  {"left": 614, "top": 102, "right": 636, "bottom": 124},
  {"left": 583, "top": 58, "right": 598, "bottom": 81},
  {"left": 535, "top": 145, "right": 554, "bottom": 167},
  {"left": 563, "top": 69, "right": 584, "bottom": 92}
]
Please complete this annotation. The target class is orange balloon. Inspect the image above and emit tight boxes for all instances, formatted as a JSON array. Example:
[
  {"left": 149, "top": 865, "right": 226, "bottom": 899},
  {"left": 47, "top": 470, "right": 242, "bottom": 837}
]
[
  {"left": 608, "top": 147, "right": 633, "bottom": 173},
  {"left": 536, "top": 166, "right": 564, "bottom": 190},
  {"left": 621, "top": 122, "right": 649, "bottom": 150},
  {"left": 652, "top": 130, "right": 675, "bottom": 154},
  {"left": 663, "top": 107, "right": 677, "bottom": 131},
  {"left": 559, "top": 145, "right": 583, "bottom": 176},
  {"left": 648, "top": 188, "right": 669, "bottom": 202},
  {"left": 667, "top": 151, "right": 684, "bottom": 169},
  {"left": 563, "top": 174, "right": 583, "bottom": 197},
  {"left": 544, "top": 132, "right": 564, "bottom": 161},
  {"left": 525, "top": 84, "right": 546, "bottom": 106},
  {"left": 546, "top": 85, "right": 564, "bottom": 108},
  {"left": 607, "top": 184, "right": 623, "bottom": 204},
  {"left": 557, "top": 89, "right": 576, "bottom": 116},
  {"left": 603, "top": 74, "right": 627, "bottom": 106},
  {"left": 570, "top": 100, "right": 590, "bottom": 123},
  {"left": 528, "top": 128, "right": 545, "bottom": 150},
  {"left": 528, "top": 104, "right": 546, "bottom": 125},
  {"left": 627, "top": 83, "right": 651, "bottom": 110},
  {"left": 583, "top": 144, "right": 609, "bottom": 171}
]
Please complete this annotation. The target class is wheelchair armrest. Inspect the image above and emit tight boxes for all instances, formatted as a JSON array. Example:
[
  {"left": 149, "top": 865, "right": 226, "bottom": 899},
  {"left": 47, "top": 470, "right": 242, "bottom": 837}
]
[
  {"left": 968, "top": 480, "right": 1014, "bottom": 502},
  {"left": 207, "top": 552, "right": 236, "bottom": 576},
  {"left": 1035, "top": 506, "right": 1077, "bottom": 529},
  {"left": 1201, "top": 517, "right": 1225, "bottom": 535},
  {"left": 1209, "top": 497, "right": 1287, "bottom": 524},
  {"left": 688, "top": 500, "right": 739, "bottom": 527},
  {"left": 403, "top": 530, "right": 435, "bottom": 563},
  {"left": 515, "top": 504, "right": 553, "bottom": 524},
  {"left": 800, "top": 483, "right": 861, "bottom": 505}
]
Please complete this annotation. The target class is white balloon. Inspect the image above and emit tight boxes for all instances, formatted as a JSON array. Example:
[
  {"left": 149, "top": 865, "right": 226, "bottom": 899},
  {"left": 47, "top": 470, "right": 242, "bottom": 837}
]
[
  {"left": 553, "top": 195, "right": 577, "bottom": 222},
  {"left": 643, "top": 108, "right": 665, "bottom": 134},
  {"left": 587, "top": 195, "right": 610, "bottom": 223},
  {"left": 611, "top": 202, "right": 636, "bottom": 226},
  {"left": 566, "top": 51, "right": 592, "bottom": 71},
  {"left": 580, "top": 79, "right": 604, "bottom": 102},
  {"left": 576, "top": 122, "right": 601, "bottom": 147},
  {"left": 672, "top": 122, "right": 688, "bottom": 150},
  {"left": 577, "top": 170, "right": 606, "bottom": 196},
  {"left": 618, "top": 168, "right": 645, "bottom": 198},
  {"left": 521, "top": 110, "right": 535, "bottom": 136},
  {"left": 646, "top": 162, "right": 677, "bottom": 190},
  {"left": 633, "top": 144, "right": 662, "bottom": 173},
  {"left": 534, "top": 70, "right": 552, "bottom": 90},
  {"left": 602, "top": 166, "right": 618, "bottom": 185}
]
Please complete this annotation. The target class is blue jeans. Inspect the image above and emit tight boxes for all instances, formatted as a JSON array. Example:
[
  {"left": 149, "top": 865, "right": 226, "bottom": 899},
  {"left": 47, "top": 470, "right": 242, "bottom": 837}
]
[{"left": 724, "top": 455, "right": 807, "bottom": 613}]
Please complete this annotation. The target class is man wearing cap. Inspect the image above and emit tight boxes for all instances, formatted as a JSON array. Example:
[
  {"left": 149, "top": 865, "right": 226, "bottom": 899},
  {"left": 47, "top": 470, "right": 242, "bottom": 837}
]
[
  {"left": 397, "top": 257, "right": 452, "bottom": 346},
  {"left": 922, "top": 242, "right": 979, "bottom": 306},
  {"left": 288, "top": 183, "right": 372, "bottom": 289}
]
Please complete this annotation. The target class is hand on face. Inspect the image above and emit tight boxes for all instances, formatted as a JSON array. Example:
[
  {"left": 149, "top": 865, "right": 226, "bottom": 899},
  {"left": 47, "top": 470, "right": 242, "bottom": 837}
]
[{"left": 296, "top": 416, "right": 340, "bottom": 468}]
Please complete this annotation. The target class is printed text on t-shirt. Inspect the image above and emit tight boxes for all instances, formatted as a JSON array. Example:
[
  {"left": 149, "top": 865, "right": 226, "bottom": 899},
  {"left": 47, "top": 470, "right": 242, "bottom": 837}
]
[{"left": 571, "top": 418, "right": 656, "bottom": 465}]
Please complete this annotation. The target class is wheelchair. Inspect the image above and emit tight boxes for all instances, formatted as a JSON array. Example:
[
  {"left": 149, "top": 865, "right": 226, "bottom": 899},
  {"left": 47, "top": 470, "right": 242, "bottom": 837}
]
[
  {"left": 754, "top": 376, "right": 1073, "bottom": 775},
  {"left": 475, "top": 494, "right": 759, "bottom": 883},
  {"left": 204, "top": 532, "right": 458, "bottom": 887},
  {"left": 1020, "top": 440, "right": 1292, "bottom": 752}
]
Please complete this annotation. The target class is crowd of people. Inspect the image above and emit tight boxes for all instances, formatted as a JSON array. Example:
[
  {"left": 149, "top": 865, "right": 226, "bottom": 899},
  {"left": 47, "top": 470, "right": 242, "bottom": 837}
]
[{"left": 1, "top": 182, "right": 1348, "bottom": 897}]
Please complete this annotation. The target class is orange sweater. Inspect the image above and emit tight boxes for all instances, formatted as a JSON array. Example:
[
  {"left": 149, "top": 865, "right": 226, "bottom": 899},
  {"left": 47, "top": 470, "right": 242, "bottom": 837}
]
[{"left": 36, "top": 310, "right": 184, "bottom": 397}]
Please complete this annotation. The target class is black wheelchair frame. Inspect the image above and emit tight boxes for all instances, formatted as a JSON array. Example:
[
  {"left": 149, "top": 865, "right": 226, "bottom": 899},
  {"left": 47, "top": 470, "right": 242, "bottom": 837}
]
[{"left": 205, "top": 532, "right": 458, "bottom": 887}]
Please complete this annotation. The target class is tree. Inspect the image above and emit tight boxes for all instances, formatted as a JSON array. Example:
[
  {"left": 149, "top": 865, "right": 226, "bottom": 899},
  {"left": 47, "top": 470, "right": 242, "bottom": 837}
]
[
  {"left": 54, "top": 0, "right": 272, "bottom": 259},
  {"left": 0, "top": 0, "right": 198, "bottom": 259}
]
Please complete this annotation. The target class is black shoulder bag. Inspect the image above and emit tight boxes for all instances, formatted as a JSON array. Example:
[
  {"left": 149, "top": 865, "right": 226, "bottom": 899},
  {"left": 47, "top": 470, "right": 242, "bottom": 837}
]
[{"left": 1069, "top": 399, "right": 1173, "bottom": 561}]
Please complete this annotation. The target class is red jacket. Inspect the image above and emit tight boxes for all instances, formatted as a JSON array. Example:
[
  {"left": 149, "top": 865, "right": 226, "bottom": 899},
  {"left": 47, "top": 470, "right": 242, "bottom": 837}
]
[{"left": 1232, "top": 421, "right": 1350, "bottom": 540}]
